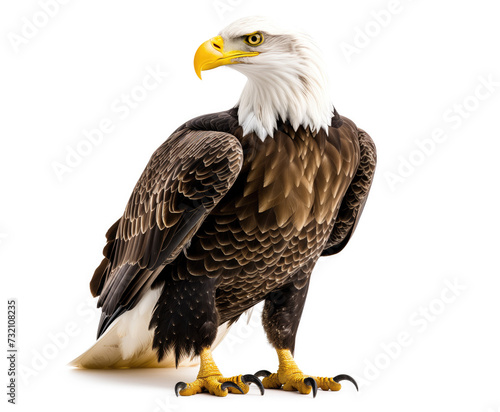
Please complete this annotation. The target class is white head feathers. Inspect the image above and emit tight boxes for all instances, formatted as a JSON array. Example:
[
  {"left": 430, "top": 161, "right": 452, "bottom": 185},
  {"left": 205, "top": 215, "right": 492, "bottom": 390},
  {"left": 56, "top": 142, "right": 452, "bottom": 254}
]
[{"left": 219, "top": 16, "right": 333, "bottom": 140}]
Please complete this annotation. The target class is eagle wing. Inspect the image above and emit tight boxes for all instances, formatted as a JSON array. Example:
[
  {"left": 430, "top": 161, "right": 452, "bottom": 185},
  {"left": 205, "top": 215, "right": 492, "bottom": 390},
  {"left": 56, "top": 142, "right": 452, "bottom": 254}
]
[
  {"left": 90, "top": 128, "right": 243, "bottom": 337},
  {"left": 322, "top": 126, "right": 377, "bottom": 255}
]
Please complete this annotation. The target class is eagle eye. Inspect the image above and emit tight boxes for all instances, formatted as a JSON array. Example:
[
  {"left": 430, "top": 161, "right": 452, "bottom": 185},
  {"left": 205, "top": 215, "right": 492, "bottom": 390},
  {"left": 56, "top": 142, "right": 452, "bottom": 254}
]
[{"left": 244, "top": 32, "right": 264, "bottom": 46}]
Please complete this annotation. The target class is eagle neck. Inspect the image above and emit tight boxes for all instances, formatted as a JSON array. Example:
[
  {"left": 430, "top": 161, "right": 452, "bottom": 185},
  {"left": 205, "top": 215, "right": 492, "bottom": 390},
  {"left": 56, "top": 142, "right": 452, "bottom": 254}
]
[{"left": 235, "top": 52, "right": 333, "bottom": 141}]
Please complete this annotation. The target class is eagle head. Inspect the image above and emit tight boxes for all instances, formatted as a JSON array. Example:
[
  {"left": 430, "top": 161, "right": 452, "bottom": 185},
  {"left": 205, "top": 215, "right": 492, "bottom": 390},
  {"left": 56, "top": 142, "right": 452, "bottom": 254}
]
[{"left": 193, "top": 16, "right": 333, "bottom": 140}]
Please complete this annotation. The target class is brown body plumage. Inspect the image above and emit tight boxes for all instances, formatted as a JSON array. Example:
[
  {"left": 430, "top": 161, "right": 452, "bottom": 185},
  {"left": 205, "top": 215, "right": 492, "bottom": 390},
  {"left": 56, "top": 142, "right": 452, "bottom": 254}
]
[{"left": 87, "top": 107, "right": 375, "bottom": 363}]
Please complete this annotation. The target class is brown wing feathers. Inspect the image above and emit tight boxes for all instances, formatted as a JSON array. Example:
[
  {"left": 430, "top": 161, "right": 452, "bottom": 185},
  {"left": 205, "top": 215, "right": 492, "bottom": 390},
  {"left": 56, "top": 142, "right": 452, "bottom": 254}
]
[
  {"left": 90, "top": 218, "right": 120, "bottom": 297},
  {"left": 90, "top": 128, "right": 243, "bottom": 337},
  {"left": 322, "top": 119, "right": 377, "bottom": 255}
]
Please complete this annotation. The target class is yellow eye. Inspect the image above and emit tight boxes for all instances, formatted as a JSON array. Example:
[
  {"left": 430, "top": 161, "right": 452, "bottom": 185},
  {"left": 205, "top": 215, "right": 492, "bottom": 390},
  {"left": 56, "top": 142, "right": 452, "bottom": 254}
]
[{"left": 244, "top": 32, "right": 264, "bottom": 46}]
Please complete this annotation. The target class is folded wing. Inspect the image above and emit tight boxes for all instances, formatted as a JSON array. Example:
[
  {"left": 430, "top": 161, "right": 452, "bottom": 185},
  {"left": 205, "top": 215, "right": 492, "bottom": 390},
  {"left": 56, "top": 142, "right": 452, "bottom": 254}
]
[
  {"left": 322, "top": 127, "right": 376, "bottom": 255},
  {"left": 90, "top": 129, "right": 243, "bottom": 337}
]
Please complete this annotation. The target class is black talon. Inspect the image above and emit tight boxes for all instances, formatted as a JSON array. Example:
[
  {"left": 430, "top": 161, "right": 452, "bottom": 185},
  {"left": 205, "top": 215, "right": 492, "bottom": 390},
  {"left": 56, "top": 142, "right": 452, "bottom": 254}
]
[
  {"left": 333, "top": 374, "right": 359, "bottom": 391},
  {"left": 254, "top": 369, "right": 272, "bottom": 378},
  {"left": 304, "top": 377, "right": 318, "bottom": 398},
  {"left": 174, "top": 381, "right": 187, "bottom": 397},
  {"left": 221, "top": 381, "right": 244, "bottom": 394},
  {"left": 242, "top": 374, "right": 265, "bottom": 395}
]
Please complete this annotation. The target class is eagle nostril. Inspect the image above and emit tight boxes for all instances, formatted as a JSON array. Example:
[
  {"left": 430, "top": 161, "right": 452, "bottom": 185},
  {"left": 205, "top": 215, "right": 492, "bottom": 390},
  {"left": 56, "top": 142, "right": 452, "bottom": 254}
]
[{"left": 212, "top": 42, "right": 221, "bottom": 50}]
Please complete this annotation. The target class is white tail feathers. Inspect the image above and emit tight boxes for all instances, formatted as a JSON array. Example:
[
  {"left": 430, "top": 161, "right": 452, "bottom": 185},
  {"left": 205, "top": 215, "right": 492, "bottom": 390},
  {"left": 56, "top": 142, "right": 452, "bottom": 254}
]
[{"left": 68, "top": 289, "right": 231, "bottom": 369}]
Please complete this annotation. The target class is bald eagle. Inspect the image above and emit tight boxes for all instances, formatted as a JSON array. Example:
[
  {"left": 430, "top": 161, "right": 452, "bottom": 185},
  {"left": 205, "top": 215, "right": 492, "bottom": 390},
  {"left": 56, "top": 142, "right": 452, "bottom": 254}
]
[{"left": 70, "top": 16, "right": 377, "bottom": 398}]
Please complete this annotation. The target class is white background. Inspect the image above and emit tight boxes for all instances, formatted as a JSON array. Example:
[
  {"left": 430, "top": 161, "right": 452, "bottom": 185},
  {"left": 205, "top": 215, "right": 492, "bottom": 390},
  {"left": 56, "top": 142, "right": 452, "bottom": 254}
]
[{"left": 1, "top": 0, "right": 500, "bottom": 411}]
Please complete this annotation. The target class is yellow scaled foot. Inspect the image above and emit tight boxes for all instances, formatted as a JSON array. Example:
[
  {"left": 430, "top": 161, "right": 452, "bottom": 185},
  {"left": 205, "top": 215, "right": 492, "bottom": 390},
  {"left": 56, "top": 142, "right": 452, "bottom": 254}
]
[
  {"left": 256, "top": 349, "right": 358, "bottom": 397},
  {"left": 176, "top": 374, "right": 251, "bottom": 397},
  {"left": 175, "top": 348, "right": 264, "bottom": 397}
]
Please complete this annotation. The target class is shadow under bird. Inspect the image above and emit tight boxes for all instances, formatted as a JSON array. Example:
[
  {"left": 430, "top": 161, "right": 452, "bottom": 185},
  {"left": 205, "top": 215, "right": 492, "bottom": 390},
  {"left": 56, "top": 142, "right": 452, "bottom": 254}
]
[{"left": 70, "top": 16, "right": 377, "bottom": 397}]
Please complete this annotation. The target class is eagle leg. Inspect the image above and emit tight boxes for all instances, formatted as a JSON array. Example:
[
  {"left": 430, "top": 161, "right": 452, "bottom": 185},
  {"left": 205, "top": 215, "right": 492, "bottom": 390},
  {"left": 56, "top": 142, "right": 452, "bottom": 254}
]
[
  {"left": 259, "top": 281, "right": 357, "bottom": 396},
  {"left": 175, "top": 347, "right": 264, "bottom": 397}
]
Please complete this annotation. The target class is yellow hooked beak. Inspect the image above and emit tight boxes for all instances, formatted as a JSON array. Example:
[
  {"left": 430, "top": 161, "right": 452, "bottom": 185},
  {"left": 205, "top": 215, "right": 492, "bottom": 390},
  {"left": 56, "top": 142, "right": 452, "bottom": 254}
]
[{"left": 194, "top": 36, "right": 259, "bottom": 79}]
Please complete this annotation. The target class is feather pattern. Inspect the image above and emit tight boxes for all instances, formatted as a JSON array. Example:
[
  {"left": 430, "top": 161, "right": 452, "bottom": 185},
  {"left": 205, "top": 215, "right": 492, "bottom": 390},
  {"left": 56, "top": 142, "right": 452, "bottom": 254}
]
[
  {"left": 90, "top": 126, "right": 244, "bottom": 338},
  {"left": 72, "top": 108, "right": 375, "bottom": 368}
]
